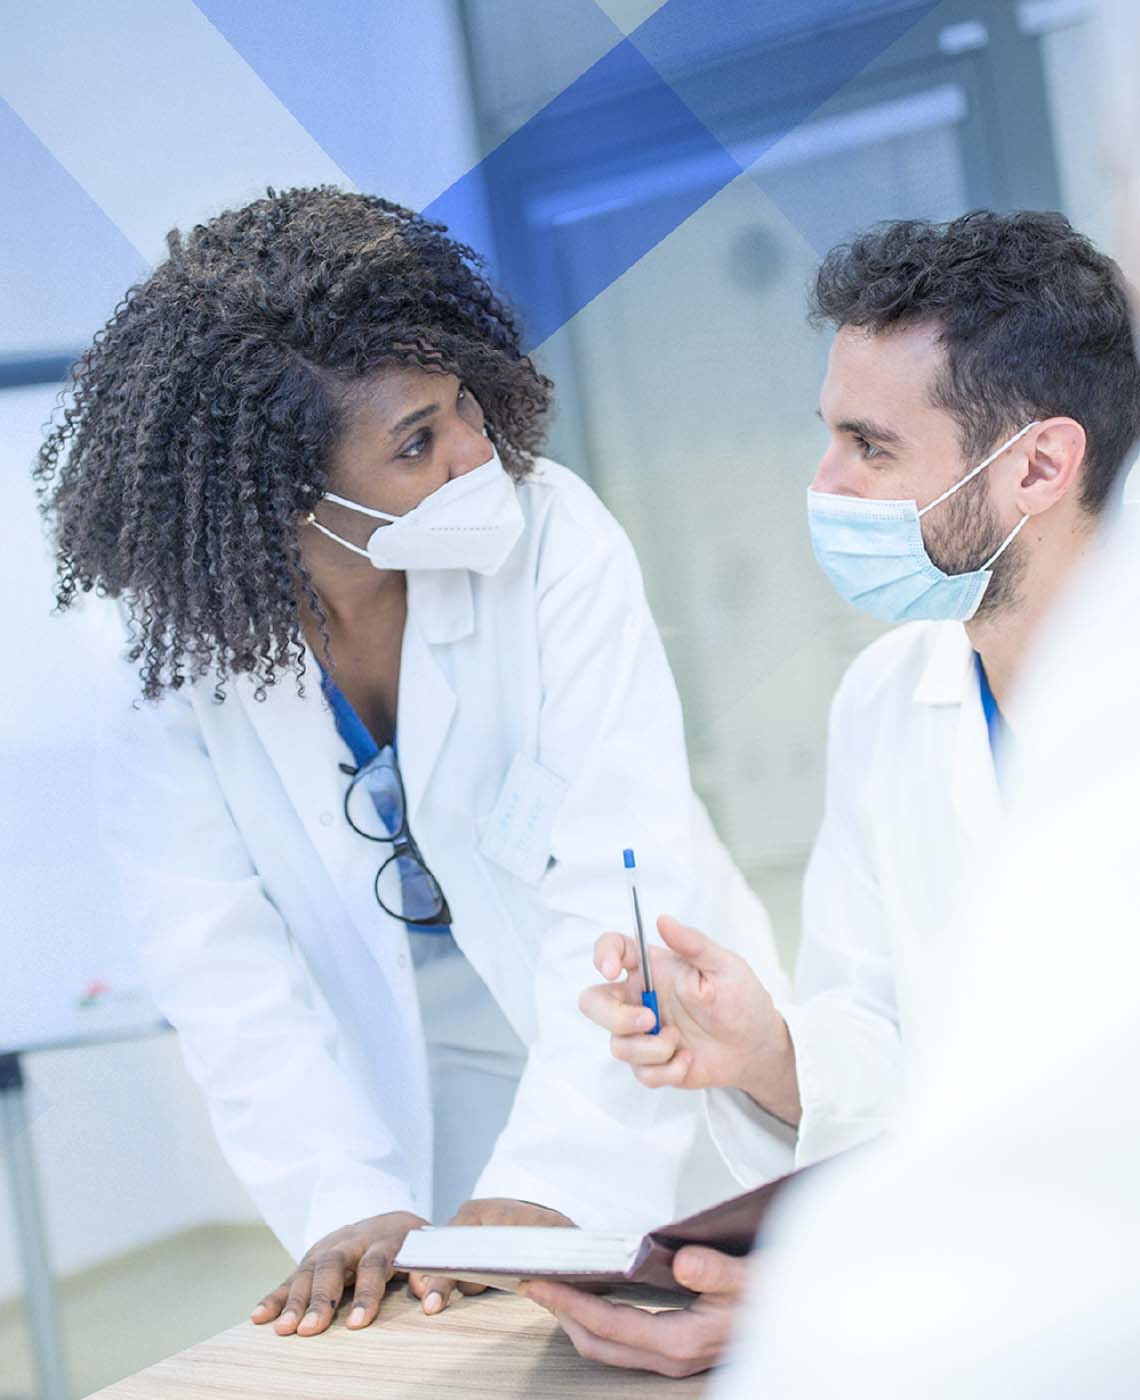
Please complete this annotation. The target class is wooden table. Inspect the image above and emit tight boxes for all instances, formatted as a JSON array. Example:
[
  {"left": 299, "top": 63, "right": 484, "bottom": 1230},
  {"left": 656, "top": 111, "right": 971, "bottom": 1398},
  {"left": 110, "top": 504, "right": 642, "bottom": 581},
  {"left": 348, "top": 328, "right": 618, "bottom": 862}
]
[{"left": 87, "top": 1287, "right": 709, "bottom": 1398}]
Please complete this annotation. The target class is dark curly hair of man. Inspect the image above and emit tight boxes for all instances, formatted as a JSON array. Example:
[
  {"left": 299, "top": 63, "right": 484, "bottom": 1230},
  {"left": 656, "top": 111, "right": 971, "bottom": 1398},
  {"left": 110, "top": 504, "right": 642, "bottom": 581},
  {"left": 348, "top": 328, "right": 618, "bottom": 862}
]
[
  {"left": 810, "top": 209, "right": 1140, "bottom": 514},
  {"left": 34, "top": 185, "right": 553, "bottom": 700}
]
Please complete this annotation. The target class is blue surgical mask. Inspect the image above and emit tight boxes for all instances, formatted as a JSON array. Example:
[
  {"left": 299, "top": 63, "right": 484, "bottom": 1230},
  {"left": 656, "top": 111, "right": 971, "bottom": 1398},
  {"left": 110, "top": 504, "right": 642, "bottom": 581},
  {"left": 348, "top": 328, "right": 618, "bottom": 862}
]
[{"left": 806, "top": 421, "right": 1039, "bottom": 623}]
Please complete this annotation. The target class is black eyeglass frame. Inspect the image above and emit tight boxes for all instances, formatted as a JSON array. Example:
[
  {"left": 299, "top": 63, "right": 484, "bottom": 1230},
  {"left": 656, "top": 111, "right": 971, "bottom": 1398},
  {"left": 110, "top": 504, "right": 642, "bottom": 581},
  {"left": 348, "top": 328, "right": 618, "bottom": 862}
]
[{"left": 339, "top": 755, "right": 452, "bottom": 927}]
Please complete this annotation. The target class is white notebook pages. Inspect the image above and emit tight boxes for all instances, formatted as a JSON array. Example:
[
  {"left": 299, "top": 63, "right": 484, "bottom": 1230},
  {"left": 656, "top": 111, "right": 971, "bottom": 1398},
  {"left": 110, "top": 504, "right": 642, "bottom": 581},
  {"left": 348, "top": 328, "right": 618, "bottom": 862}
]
[
  {"left": 396, "top": 1226, "right": 644, "bottom": 1279},
  {"left": 393, "top": 1163, "right": 841, "bottom": 1294},
  {"left": 392, "top": 1170, "right": 809, "bottom": 1293}
]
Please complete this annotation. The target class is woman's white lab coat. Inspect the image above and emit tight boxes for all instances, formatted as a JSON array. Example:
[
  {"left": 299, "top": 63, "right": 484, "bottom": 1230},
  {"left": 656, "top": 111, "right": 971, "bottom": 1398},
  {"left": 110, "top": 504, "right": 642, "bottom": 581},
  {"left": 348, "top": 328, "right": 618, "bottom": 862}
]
[
  {"left": 708, "top": 620, "right": 1000, "bottom": 1179},
  {"left": 98, "top": 459, "right": 788, "bottom": 1259}
]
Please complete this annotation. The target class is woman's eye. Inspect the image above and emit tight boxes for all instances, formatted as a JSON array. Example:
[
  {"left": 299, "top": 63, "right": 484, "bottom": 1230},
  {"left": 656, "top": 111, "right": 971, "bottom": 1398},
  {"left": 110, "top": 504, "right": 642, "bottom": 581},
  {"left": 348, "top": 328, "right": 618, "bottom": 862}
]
[{"left": 400, "top": 429, "right": 431, "bottom": 460}]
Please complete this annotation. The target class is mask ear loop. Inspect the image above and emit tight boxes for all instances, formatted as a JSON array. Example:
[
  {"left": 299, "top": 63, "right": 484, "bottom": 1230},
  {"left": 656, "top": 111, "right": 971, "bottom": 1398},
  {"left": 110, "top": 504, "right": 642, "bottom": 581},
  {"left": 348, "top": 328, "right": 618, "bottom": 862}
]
[
  {"left": 980, "top": 512, "right": 1030, "bottom": 570},
  {"left": 321, "top": 491, "right": 400, "bottom": 522},
  {"left": 305, "top": 489, "right": 400, "bottom": 558},
  {"left": 918, "top": 421, "right": 1041, "bottom": 518},
  {"left": 306, "top": 511, "right": 371, "bottom": 559}
]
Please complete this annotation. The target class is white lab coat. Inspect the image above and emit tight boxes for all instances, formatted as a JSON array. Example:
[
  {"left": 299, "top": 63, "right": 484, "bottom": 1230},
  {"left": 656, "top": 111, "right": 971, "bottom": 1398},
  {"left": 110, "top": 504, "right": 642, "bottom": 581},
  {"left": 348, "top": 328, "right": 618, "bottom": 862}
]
[
  {"left": 98, "top": 459, "right": 788, "bottom": 1259},
  {"left": 708, "top": 618, "right": 997, "bottom": 1180},
  {"left": 712, "top": 503, "right": 1140, "bottom": 1399}
]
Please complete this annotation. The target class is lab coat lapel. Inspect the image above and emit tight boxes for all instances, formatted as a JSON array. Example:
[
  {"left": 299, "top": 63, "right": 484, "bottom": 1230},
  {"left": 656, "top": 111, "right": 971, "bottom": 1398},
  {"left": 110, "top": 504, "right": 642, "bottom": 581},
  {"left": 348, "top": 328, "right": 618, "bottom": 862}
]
[
  {"left": 232, "top": 660, "right": 433, "bottom": 1157},
  {"left": 951, "top": 683, "right": 1002, "bottom": 860},
  {"left": 233, "top": 652, "right": 359, "bottom": 884},
  {"left": 233, "top": 569, "right": 473, "bottom": 867},
  {"left": 397, "top": 570, "right": 473, "bottom": 827},
  {"left": 915, "top": 623, "right": 1002, "bottom": 859}
]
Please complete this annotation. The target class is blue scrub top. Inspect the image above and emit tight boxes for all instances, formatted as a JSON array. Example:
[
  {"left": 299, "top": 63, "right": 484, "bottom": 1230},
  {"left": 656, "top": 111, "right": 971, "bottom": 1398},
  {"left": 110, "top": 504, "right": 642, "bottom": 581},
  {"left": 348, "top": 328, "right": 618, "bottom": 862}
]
[
  {"left": 974, "top": 652, "right": 1006, "bottom": 765},
  {"left": 320, "top": 667, "right": 451, "bottom": 934}
]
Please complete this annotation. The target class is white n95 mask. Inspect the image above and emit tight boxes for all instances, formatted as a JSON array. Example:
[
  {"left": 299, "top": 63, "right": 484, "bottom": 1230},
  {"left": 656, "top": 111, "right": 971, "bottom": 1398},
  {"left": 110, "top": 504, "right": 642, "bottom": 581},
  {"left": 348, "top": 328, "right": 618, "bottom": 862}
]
[
  {"left": 307, "top": 447, "right": 524, "bottom": 575},
  {"left": 806, "top": 421, "right": 1039, "bottom": 623}
]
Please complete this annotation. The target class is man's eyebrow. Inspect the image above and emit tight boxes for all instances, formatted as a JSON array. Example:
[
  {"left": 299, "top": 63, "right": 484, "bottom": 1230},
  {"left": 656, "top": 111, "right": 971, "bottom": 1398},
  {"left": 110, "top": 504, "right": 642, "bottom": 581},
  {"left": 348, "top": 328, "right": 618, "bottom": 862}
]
[
  {"left": 829, "top": 413, "right": 904, "bottom": 448},
  {"left": 389, "top": 403, "right": 438, "bottom": 438}
]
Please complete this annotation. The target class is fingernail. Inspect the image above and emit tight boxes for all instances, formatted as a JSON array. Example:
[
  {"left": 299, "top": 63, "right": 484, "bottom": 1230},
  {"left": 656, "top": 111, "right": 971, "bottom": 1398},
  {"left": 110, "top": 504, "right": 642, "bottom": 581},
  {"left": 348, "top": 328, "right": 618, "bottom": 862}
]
[
  {"left": 280, "top": 1310, "right": 296, "bottom": 1326},
  {"left": 301, "top": 1311, "right": 320, "bottom": 1329},
  {"left": 637, "top": 1010, "right": 656, "bottom": 1031},
  {"left": 425, "top": 1291, "right": 442, "bottom": 1313},
  {"left": 349, "top": 1307, "right": 366, "bottom": 1326},
  {"left": 604, "top": 960, "right": 619, "bottom": 979}
]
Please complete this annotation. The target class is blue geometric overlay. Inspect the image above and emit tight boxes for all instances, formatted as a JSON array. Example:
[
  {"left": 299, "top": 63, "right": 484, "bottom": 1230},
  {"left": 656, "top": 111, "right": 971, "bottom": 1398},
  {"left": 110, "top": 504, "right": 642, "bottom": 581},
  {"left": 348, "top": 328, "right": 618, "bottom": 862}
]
[
  {"left": 5, "top": 1, "right": 942, "bottom": 358},
  {"left": 1, "top": 97, "right": 148, "bottom": 356}
]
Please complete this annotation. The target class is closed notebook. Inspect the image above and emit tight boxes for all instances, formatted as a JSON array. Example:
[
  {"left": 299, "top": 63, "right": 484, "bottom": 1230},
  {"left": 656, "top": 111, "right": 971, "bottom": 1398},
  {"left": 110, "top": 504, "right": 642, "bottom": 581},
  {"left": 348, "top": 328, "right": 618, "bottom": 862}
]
[{"left": 394, "top": 1171, "right": 796, "bottom": 1295}]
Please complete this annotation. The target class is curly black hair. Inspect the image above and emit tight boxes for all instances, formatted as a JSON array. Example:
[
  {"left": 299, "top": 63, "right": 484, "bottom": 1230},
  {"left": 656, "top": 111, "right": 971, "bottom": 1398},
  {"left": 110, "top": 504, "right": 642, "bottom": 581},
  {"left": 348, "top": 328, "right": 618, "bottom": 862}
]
[
  {"left": 810, "top": 210, "right": 1140, "bottom": 514},
  {"left": 34, "top": 186, "right": 553, "bottom": 700}
]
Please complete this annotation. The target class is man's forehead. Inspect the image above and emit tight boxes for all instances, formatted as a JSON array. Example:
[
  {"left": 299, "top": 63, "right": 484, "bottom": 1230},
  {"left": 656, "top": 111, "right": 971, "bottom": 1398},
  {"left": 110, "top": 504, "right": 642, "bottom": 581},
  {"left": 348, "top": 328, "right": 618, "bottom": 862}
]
[
  {"left": 832, "top": 319, "right": 944, "bottom": 372},
  {"left": 823, "top": 321, "right": 947, "bottom": 423}
]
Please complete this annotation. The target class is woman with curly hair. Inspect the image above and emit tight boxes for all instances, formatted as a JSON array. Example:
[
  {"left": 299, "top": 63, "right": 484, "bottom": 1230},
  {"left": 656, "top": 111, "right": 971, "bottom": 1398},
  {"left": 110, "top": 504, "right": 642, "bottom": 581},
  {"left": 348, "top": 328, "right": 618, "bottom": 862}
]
[{"left": 37, "top": 186, "right": 785, "bottom": 1337}]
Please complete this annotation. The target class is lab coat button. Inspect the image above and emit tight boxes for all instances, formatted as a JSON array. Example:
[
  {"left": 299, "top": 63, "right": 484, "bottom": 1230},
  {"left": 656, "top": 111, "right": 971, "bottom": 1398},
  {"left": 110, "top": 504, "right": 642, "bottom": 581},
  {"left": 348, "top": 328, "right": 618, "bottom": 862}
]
[
  {"left": 319, "top": 810, "right": 334, "bottom": 827},
  {"left": 397, "top": 952, "right": 409, "bottom": 969}
]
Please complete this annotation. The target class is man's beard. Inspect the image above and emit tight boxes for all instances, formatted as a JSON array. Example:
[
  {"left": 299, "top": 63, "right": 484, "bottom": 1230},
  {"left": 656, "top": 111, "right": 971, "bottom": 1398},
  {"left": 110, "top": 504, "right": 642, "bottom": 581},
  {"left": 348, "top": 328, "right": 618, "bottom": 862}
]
[{"left": 923, "top": 469, "right": 1027, "bottom": 619}]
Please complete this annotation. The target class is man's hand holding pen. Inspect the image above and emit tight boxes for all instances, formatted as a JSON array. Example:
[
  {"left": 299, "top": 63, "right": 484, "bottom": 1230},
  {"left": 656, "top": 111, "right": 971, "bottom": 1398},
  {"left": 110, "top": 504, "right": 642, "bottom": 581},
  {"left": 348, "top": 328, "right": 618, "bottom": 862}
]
[{"left": 580, "top": 914, "right": 802, "bottom": 1126}]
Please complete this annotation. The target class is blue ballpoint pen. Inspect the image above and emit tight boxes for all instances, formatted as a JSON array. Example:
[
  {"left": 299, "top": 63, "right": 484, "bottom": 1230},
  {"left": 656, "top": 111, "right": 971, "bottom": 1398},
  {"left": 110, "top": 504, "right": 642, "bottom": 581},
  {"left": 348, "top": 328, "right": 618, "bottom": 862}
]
[{"left": 622, "top": 848, "right": 660, "bottom": 1034}]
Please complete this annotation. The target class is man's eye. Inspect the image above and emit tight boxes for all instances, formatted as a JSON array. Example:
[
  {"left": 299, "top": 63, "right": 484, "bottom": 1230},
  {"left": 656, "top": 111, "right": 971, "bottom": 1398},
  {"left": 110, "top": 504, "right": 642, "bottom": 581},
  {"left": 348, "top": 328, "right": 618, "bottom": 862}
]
[{"left": 856, "top": 435, "right": 882, "bottom": 461}]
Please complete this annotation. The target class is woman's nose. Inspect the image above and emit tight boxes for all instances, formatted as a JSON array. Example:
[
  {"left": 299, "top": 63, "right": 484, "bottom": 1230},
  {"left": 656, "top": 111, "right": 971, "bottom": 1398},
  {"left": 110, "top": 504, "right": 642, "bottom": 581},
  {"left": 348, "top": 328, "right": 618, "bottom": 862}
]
[{"left": 448, "top": 425, "right": 494, "bottom": 480}]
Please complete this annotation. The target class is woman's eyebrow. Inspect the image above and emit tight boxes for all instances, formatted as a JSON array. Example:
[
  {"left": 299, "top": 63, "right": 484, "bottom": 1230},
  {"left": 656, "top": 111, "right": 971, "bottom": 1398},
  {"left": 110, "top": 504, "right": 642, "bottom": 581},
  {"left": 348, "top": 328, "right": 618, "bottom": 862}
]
[{"left": 389, "top": 402, "right": 438, "bottom": 438}]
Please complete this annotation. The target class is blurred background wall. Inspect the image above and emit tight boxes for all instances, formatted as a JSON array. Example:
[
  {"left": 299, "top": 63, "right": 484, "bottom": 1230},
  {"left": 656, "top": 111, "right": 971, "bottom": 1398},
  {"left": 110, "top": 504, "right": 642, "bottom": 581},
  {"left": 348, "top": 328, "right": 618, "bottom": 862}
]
[{"left": 1, "top": 1, "right": 1132, "bottom": 1393}]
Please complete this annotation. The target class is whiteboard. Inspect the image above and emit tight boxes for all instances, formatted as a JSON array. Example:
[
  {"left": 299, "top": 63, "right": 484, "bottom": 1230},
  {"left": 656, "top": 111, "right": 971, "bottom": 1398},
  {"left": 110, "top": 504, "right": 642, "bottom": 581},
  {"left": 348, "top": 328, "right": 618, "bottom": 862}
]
[{"left": 0, "top": 382, "right": 156, "bottom": 1051}]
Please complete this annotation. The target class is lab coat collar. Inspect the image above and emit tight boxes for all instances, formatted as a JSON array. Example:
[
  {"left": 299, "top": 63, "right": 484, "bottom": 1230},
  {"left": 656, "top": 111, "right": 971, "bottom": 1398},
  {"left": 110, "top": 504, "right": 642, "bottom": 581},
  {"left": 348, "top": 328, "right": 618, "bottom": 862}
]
[
  {"left": 912, "top": 622, "right": 975, "bottom": 706},
  {"left": 912, "top": 622, "right": 1001, "bottom": 849},
  {"left": 397, "top": 572, "right": 465, "bottom": 825},
  {"left": 406, "top": 568, "right": 475, "bottom": 644}
]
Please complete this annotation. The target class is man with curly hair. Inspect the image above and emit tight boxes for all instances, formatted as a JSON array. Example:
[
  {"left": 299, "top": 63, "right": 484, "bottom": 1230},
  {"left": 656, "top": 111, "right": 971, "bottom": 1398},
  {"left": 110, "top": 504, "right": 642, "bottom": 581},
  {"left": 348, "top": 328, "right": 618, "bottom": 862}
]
[
  {"left": 542, "top": 208, "right": 1140, "bottom": 1375},
  {"left": 38, "top": 186, "right": 788, "bottom": 1336}
]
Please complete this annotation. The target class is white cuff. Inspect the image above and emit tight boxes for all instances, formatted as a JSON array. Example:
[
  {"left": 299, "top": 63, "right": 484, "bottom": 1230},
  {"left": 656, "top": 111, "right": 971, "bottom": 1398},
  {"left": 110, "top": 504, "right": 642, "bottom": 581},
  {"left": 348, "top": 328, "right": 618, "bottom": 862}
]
[
  {"left": 783, "top": 1000, "right": 900, "bottom": 1168},
  {"left": 705, "top": 1088, "right": 797, "bottom": 1189}
]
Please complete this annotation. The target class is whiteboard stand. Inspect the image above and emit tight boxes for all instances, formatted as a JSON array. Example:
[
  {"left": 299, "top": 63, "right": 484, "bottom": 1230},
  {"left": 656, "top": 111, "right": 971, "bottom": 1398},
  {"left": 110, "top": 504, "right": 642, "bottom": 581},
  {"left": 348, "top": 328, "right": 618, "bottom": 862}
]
[
  {"left": 1, "top": 1049, "right": 69, "bottom": 1400},
  {"left": 0, "top": 1015, "right": 169, "bottom": 1400}
]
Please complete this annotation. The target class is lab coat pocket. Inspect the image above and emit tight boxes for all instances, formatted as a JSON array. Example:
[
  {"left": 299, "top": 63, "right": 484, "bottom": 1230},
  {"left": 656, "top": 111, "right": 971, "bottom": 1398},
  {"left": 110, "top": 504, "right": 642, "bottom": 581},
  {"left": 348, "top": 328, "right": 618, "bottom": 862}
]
[{"left": 476, "top": 752, "right": 567, "bottom": 888}]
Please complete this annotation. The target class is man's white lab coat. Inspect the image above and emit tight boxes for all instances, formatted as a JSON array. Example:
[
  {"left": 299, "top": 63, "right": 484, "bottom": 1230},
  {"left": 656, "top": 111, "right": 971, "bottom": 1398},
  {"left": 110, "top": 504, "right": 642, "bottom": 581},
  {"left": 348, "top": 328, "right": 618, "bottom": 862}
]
[
  {"left": 98, "top": 459, "right": 787, "bottom": 1260},
  {"left": 709, "top": 618, "right": 998, "bottom": 1178},
  {"left": 712, "top": 503, "right": 1140, "bottom": 1398}
]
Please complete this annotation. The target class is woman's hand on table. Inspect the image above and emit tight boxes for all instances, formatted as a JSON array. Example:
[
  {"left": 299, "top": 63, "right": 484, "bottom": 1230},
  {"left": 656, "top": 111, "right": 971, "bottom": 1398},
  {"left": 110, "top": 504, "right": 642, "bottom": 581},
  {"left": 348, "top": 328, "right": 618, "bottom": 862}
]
[
  {"left": 409, "top": 1198, "right": 575, "bottom": 1316},
  {"left": 520, "top": 1245, "right": 749, "bottom": 1378},
  {"left": 250, "top": 1209, "right": 427, "bottom": 1337}
]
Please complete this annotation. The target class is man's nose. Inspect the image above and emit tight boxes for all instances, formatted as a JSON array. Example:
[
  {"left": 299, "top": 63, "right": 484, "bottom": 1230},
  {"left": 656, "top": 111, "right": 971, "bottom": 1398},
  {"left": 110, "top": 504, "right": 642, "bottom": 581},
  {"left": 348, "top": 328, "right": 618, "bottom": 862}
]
[{"left": 810, "top": 445, "right": 846, "bottom": 495}]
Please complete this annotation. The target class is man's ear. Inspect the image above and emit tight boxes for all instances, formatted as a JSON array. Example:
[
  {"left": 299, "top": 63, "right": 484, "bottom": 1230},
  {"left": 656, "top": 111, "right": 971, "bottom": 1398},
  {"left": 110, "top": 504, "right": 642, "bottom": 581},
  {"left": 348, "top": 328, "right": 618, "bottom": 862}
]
[{"left": 1016, "top": 418, "right": 1087, "bottom": 515}]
